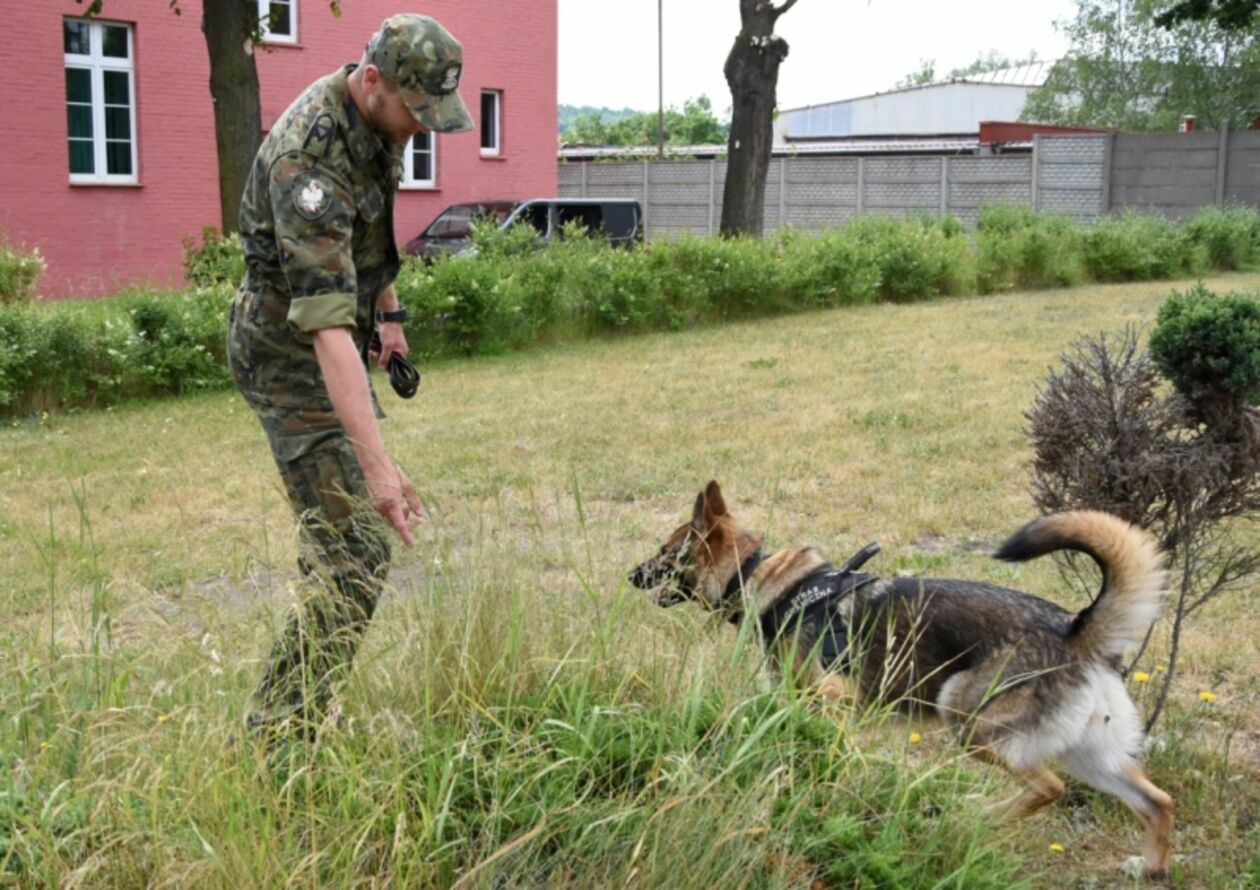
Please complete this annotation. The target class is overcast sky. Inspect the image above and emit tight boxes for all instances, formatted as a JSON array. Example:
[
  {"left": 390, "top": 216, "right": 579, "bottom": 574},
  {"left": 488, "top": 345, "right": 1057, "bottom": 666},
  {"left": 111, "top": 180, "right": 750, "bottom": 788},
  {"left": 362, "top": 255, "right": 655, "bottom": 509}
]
[{"left": 558, "top": 0, "right": 1080, "bottom": 114}]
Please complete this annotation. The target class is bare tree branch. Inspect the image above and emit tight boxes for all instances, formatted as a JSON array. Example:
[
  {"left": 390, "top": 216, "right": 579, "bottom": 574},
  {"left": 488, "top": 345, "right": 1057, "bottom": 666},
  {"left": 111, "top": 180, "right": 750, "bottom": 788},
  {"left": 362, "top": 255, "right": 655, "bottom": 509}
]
[{"left": 772, "top": 0, "right": 801, "bottom": 20}]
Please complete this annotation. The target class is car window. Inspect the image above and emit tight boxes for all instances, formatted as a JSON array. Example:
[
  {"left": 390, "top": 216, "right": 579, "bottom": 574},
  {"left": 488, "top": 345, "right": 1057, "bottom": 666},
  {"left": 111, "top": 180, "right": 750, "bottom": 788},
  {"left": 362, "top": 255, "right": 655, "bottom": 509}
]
[
  {"left": 425, "top": 205, "right": 477, "bottom": 238},
  {"left": 425, "top": 204, "right": 516, "bottom": 239},
  {"left": 600, "top": 204, "right": 639, "bottom": 239},
  {"left": 514, "top": 204, "right": 550, "bottom": 235},
  {"left": 555, "top": 203, "right": 604, "bottom": 235}
]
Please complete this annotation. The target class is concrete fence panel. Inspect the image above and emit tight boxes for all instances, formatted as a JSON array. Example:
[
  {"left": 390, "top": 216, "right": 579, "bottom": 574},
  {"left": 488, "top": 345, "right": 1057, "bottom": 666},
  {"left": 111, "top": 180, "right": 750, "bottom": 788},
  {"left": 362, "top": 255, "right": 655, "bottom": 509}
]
[
  {"left": 1112, "top": 132, "right": 1220, "bottom": 219},
  {"left": 947, "top": 156, "right": 1032, "bottom": 224},
  {"left": 1226, "top": 130, "right": 1260, "bottom": 206},
  {"left": 1036, "top": 135, "right": 1107, "bottom": 221},
  {"left": 558, "top": 130, "right": 1260, "bottom": 240}
]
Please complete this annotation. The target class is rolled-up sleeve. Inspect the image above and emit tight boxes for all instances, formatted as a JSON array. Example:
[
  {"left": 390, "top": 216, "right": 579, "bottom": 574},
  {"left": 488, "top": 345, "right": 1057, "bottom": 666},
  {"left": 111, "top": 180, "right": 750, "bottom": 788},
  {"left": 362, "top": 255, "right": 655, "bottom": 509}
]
[{"left": 268, "top": 153, "right": 358, "bottom": 338}]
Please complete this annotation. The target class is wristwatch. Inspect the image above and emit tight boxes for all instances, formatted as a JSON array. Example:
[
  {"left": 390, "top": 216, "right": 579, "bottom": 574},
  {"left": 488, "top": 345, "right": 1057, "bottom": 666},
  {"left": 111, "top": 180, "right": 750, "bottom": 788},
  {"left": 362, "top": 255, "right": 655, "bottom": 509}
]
[{"left": 376, "top": 307, "right": 407, "bottom": 323}]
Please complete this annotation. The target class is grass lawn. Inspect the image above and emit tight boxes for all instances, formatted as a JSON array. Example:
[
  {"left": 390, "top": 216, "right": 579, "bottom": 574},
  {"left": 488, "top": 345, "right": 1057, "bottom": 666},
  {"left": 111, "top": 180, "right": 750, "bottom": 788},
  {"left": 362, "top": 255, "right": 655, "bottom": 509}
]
[{"left": 2, "top": 272, "right": 1258, "bottom": 887}]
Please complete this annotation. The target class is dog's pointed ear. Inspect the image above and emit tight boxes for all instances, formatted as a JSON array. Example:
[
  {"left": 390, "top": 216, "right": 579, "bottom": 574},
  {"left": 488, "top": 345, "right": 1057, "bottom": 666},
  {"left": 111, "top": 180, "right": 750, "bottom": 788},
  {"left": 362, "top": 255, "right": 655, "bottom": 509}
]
[
  {"left": 693, "top": 480, "right": 728, "bottom": 531},
  {"left": 704, "top": 480, "right": 727, "bottom": 518}
]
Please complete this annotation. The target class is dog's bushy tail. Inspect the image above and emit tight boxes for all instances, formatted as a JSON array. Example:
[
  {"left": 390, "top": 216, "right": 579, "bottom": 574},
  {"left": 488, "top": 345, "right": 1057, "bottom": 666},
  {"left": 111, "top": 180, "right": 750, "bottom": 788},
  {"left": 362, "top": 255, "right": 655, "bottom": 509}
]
[{"left": 995, "top": 511, "right": 1168, "bottom": 660}]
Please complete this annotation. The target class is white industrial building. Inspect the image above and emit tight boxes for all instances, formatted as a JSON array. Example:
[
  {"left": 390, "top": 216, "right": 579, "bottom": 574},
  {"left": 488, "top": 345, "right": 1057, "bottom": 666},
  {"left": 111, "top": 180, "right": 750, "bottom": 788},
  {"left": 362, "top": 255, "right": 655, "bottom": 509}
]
[{"left": 774, "top": 61, "right": 1054, "bottom": 146}]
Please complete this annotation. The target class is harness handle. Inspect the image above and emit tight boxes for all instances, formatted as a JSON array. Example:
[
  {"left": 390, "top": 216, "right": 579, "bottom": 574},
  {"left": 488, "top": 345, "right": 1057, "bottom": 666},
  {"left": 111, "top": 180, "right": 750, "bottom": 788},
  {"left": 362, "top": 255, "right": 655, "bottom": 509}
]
[{"left": 839, "top": 541, "right": 881, "bottom": 574}]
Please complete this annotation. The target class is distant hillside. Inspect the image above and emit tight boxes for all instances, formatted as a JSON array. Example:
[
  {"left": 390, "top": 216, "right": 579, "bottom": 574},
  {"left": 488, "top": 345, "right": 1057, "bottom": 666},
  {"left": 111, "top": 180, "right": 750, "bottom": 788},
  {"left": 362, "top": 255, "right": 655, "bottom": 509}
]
[{"left": 558, "top": 104, "right": 642, "bottom": 136}]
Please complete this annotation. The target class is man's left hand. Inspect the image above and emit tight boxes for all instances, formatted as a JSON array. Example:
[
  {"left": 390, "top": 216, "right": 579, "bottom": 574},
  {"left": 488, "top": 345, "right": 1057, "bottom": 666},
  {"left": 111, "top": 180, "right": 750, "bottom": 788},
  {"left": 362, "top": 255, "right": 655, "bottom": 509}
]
[{"left": 373, "top": 322, "right": 409, "bottom": 370}]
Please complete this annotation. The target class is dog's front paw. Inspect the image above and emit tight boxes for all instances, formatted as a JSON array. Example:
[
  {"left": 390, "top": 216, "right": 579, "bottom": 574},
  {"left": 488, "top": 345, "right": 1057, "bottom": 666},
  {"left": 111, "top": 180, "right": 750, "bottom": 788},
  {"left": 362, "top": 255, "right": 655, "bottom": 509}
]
[
  {"left": 814, "top": 674, "right": 850, "bottom": 702},
  {"left": 1122, "top": 855, "right": 1168, "bottom": 882}
]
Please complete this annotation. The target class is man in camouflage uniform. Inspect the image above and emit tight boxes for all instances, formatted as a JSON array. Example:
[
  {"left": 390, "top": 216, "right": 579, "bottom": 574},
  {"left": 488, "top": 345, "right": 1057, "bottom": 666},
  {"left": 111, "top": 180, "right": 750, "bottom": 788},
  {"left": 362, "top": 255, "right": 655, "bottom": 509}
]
[{"left": 227, "top": 14, "right": 473, "bottom": 739}]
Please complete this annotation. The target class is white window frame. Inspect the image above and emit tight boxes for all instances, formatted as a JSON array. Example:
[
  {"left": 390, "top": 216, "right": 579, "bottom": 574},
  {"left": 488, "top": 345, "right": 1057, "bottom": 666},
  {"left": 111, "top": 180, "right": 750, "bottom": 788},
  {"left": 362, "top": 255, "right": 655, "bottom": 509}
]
[
  {"left": 257, "top": 0, "right": 297, "bottom": 45},
  {"left": 401, "top": 131, "right": 437, "bottom": 189},
  {"left": 480, "top": 89, "right": 502, "bottom": 157},
  {"left": 64, "top": 18, "right": 138, "bottom": 185}
]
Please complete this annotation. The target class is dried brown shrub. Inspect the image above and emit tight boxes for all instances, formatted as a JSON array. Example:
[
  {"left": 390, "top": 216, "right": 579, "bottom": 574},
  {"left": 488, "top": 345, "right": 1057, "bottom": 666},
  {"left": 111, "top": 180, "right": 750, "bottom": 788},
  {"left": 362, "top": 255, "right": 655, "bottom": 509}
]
[{"left": 1025, "top": 326, "right": 1260, "bottom": 729}]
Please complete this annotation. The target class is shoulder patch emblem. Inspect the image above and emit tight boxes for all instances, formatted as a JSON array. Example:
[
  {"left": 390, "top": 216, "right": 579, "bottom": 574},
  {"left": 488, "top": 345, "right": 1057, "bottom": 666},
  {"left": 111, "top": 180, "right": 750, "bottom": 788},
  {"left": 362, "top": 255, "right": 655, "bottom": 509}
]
[
  {"left": 302, "top": 112, "right": 337, "bottom": 157},
  {"left": 292, "top": 171, "right": 334, "bottom": 220}
]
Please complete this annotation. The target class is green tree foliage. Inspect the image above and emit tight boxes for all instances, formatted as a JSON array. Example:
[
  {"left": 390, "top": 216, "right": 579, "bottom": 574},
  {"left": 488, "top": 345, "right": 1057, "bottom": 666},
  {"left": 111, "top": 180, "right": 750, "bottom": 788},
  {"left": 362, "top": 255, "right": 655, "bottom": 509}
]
[
  {"left": 560, "top": 96, "right": 729, "bottom": 147},
  {"left": 1155, "top": 0, "right": 1260, "bottom": 30},
  {"left": 896, "top": 51, "right": 1039, "bottom": 88},
  {"left": 896, "top": 59, "right": 939, "bottom": 88},
  {"left": 557, "top": 104, "right": 639, "bottom": 136},
  {"left": 1023, "top": 0, "right": 1260, "bottom": 130}
]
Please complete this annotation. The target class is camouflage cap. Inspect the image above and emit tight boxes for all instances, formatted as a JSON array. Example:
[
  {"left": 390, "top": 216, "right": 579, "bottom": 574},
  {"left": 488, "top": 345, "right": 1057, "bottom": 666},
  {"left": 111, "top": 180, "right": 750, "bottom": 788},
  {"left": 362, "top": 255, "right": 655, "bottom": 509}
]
[{"left": 365, "top": 14, "right": 474, "bottom": 134}]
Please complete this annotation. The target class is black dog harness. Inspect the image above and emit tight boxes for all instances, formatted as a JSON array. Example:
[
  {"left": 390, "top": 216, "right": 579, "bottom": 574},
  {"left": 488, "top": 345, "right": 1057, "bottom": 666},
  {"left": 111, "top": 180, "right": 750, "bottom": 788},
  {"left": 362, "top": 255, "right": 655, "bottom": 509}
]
[{"left": 729, "top": 542, "right": 882, "bottom": 671}]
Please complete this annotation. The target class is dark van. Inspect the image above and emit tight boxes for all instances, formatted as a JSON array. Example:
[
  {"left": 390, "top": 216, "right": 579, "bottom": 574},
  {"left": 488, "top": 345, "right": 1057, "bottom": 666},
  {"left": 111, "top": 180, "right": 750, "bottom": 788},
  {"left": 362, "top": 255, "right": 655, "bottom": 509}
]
[{"left": 403, "top": 198, "right": 642, "bottom": 259}]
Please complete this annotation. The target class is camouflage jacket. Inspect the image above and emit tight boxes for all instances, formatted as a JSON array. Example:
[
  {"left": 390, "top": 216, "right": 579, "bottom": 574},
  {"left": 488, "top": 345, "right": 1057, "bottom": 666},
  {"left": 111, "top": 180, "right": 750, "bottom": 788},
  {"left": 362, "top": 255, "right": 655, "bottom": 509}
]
[{"left": 237, "top": 64, "right": 402, "bottom": 361}]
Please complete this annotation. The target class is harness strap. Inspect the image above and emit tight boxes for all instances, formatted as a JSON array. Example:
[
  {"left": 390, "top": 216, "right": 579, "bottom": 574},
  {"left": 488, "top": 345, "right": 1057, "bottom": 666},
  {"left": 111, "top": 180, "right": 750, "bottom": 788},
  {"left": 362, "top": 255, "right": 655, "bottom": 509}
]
[{"left": 721, "top": 550, "right": 765, "bottom": 624}]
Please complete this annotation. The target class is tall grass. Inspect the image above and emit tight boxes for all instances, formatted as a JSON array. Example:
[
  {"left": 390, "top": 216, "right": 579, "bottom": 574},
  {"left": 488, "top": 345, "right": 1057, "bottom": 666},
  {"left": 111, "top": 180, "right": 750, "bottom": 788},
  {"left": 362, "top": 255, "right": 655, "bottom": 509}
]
[{"left": 0, "top": 486, "right": 1030, "bottom": 888}]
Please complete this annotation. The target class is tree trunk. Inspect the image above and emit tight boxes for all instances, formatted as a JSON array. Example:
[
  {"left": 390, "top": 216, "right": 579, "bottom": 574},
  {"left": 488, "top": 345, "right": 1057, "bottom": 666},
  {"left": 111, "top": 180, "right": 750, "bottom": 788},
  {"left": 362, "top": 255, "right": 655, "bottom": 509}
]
[
  {"left": 720, "top": 0, "right": 796, "bottom": 238},
  {"left": 202, "top": 1, "right": 263, "bottom": 234}
]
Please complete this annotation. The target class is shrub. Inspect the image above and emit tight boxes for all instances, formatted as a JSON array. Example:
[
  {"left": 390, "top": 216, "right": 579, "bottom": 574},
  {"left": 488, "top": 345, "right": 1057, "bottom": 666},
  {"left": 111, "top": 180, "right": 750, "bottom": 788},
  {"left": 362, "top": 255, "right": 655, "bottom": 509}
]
[
  {"left": 1181, "top": 205, "right": 1260, "bottom": 271},
  {"left": 975, "top": 206, "right": 1083, "bottom": 293},
  {"left": 1027, "top": 317, "right": 1260, "bottom": 730},
  {"left": 1082, "top": 211, "right": 1205, "bottom": 282},
  {"left": 124, "top": 289, "right": 232, "bottom": 394},
  {"left": 0, "top": 287, "right": 231, "bottom": 414},
  {"left": 844, "top": 216, "right": 973, "bottom": 300},
  {"left": 776, "top": 228, "right": 881, "bottom": 308},
  {"left": 1149, "top": 283, "right": 1260, "bottom": 406},
  {"left": 182, "top": 227, "right": 245, "bottom": 288},
  {"left": 0, "top": 238, "right": 46, "bottom": 304}
]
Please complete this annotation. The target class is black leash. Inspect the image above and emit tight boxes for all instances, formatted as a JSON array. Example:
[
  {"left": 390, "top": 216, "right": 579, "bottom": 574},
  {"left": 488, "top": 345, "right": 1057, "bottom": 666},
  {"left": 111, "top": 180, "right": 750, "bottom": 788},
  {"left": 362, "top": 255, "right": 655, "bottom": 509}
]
[{"left": 369, "top": 330, "right": 421, "bottom": 399}]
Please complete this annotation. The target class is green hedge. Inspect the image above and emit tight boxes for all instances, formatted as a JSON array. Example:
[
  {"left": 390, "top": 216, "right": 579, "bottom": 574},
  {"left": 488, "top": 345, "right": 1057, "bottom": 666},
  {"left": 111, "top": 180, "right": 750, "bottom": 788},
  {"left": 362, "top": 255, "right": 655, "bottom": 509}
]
[
  {"left": 0, "top": 239, "right": 46, "bottom": 305},
  {"left": 0, "top": 287, "right": 232, "bottom": 415},
  {"left": 4, "top": 205, "right": 1260, "bottom": 416}
]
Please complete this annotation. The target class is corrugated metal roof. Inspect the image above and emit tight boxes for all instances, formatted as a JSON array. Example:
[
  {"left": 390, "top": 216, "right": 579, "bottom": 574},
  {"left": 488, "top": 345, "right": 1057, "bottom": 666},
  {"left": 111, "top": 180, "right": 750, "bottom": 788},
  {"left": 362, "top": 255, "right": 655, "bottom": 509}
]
[
  {"left": 780, "top": 61, "right": 1057, "bottom": 113},
  {"left": 952, "top": 60, "right": 1054, "bottom": 87}
]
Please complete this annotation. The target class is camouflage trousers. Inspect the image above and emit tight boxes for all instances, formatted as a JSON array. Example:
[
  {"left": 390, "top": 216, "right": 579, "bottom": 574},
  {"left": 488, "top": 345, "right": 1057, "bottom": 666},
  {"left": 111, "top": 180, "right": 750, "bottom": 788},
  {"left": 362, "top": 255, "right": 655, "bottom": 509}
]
[{"left": 228, "top": 288, "right": 392, "bottom": 738}]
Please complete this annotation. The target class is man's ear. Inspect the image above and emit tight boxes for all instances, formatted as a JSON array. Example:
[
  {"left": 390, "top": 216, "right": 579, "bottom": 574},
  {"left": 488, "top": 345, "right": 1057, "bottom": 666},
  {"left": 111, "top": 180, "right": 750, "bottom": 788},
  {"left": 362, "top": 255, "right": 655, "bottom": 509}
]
[{"left": 361, "top": 63, "right": 384, "bottom": 89}]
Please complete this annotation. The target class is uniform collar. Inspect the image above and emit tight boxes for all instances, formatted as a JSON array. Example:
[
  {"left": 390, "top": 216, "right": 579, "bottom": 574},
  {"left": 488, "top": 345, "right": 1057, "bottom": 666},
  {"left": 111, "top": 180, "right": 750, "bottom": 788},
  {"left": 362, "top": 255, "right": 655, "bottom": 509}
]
[{"left": 332, "top": 63, "right": 388, "bottom": 167}]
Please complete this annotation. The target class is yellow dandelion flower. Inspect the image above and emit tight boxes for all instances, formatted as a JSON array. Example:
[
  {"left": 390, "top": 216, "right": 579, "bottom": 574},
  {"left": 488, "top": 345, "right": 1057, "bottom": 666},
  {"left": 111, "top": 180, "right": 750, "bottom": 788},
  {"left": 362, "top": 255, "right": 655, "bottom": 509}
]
[
  {"left": 909, "top": 731, "right": 922, "bottom": 745},
  {"left": 1198, "top": 691, "right": 1217, "bottom": 703},
  {"left": 156, "top": 713, "right": 169, "bottom": 723},
  {"left": 1132, "top": 671, "right": 1151, "bottom": 683},
  {"left": 1049, "top": 843, "right": 1065, "bottom": 854}
]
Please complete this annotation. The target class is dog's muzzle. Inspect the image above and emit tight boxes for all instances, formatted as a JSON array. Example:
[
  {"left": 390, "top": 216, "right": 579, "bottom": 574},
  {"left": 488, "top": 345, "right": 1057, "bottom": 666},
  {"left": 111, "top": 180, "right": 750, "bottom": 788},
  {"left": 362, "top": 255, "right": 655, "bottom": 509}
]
[{"left": 628, "top": 564, "right": 690, "bottom": 607}]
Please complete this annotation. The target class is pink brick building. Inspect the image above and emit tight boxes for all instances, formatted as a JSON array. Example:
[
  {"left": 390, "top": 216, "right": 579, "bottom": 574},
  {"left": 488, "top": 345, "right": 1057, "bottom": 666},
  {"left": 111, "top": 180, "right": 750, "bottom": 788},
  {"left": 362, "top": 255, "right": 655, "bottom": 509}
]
[{"left": 0, "top": 1, "right": 558, "bottom": 297}]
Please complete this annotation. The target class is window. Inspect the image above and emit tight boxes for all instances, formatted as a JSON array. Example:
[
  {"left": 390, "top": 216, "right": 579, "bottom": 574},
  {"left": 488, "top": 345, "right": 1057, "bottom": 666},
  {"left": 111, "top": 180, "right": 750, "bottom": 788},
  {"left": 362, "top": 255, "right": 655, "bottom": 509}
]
[
  {"left": 258, "top": 0, "right": 297, "bottom": 44},
  {"left": 64, "top": 18, "right": 137, "bottom": 184},
  {"left": 402, "top": 131, "right": 436, "bottom": 188},
  {"left": 480, "top": 90, "right": 501, "bottom": 156}
]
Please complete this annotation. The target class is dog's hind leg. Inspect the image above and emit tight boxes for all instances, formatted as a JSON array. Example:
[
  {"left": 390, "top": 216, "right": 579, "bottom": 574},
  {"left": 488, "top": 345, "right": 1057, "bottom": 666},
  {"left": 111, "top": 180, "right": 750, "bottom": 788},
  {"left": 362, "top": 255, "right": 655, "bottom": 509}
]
[
  {"left": 970, "top": 747, "right": 1066, "bottom": 819},
  {"left": 1054, "top": 672, "right": 1173, "bottom": 877},
  {"left": 1059, "top": 749, "right": 1173, "bottom": 878}
]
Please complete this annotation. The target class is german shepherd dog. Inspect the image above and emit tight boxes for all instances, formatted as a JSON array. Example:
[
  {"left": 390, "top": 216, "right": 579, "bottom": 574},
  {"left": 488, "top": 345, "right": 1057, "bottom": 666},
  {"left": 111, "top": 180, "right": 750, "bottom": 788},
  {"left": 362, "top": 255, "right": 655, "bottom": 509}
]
[{"left": 629, "top": 481, "right": 1174, "bottom": 878}]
